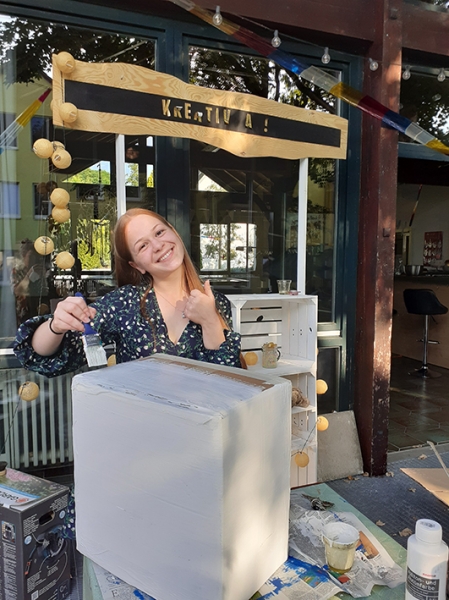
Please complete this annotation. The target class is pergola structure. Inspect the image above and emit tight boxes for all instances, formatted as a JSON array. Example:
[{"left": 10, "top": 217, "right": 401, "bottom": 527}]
[{"left": 16, "top": 0, "right": 449, "bottom": 474}]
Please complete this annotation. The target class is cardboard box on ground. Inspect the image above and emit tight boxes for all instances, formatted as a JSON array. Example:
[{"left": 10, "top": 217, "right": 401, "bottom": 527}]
[
  {"left": 0, "top": 469, "right": 71, "bottom": 600},
  {"left": 72, "top": 354, "right": 292, "bottom": 600}
]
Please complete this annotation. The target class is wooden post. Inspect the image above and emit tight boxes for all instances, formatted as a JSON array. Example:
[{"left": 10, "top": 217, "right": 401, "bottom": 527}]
[{"left": 354, "top": 0, "right": 402, "bottom": 476}]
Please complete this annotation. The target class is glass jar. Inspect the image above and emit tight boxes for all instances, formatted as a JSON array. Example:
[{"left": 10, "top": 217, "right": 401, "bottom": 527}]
[{"left": 262, "top": 342, "right": 281, "bottom": 368}]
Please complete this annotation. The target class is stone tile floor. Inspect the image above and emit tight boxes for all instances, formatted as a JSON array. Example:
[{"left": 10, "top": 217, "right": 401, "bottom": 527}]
[{"left": 389, "top": 355, "right": 449, "bottom": 451}]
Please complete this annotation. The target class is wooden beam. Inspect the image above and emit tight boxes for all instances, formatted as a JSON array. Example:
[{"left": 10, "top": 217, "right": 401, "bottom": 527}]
[
  {"left": 197, "top": 0, "right": 375, "bottom": 41},
  {"left": 403, "top": 3, "right": 449, "bottom": 57},
  {"left": 197, "top": 0, "right": 449, "bottom": 59},
  {"left": 354, "top": 0, "right": 402, "bottom": 476}
]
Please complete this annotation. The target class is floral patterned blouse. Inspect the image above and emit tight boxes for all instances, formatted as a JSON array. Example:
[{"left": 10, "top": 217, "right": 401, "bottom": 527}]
[{"left": 13, "top": 285, "right": 242, "bottom": 377}]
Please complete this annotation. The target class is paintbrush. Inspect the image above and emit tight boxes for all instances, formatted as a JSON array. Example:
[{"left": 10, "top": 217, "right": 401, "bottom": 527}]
[{"left": 75, "top": 292, "right": 107, "bottom": 368}]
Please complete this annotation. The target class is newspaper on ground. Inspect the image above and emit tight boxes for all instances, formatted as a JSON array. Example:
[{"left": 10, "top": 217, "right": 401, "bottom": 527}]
[{"left": 256, "top": 555, "right": 342, "bottom": 599}]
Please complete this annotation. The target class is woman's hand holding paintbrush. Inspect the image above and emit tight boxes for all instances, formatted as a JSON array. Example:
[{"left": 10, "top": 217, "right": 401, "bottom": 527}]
[
  {"left": 51, "top": 295, "right": 97, "bottom": 334},
  {"left": 32, "top": 293, "right": 107, "bottom": 367}
]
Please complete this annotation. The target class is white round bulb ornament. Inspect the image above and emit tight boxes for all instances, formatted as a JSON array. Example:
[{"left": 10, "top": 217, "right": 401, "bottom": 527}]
[
  {"left": 51, "top": 149, "right": 72, "bottom": 169},
  {"left": 50, "top": 188, "right": 70, "bottom": 208},
  {"left": 59, "top": 102, "right": 78, "bottom": 123},
  {"left": 316, "top": 379, "right": 328, "bottom": 395},
  {"left": 55, "top": 251, "right": 75, "bottom": 270},
  {"left": 294, "top": 452, "right": 310, "bottom": 468},
  {"left": 52, "top": 206, "right": 71, "bottom": 223},
  {"left": 317, "top": 416, "right": 329, "bottom": 431},
  {"left": 19, "top": 381, "right": 40, "bottom": 401},
  {"left": 55, "top": 52, "right": 76, "bottom": 74},
  {"left": 33, "top": 138, "right": 54, "bottom": 159},
  {"left": 34, "top": 236, "right": 54, "bottom": 256}
]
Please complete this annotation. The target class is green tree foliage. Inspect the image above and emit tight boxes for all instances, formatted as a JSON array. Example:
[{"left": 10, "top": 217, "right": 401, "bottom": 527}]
[
  {"left": 67, "top": 167, "right": 111, "bottom": 185},
  {"left": 124, "top": 164, "right": 154, "bottom": 187},
  {"left": 0, "top": 18, "right": 155, "bottom": 84},
  {"left": 77, "top": 219, "right": 112, "bottom": 270}
]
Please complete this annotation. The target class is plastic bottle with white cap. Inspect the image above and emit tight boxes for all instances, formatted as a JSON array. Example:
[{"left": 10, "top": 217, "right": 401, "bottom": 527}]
[{"left": 406, "top": 519, "right": 448, "bottom": 600}]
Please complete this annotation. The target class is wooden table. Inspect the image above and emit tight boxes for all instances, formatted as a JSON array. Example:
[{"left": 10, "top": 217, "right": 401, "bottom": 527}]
[{"left": 82, "top": 483, "right": 406, "bottom": 600}]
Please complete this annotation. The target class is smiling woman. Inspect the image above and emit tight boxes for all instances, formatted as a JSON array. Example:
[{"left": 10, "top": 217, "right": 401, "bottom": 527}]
[{"left": 13, "top": 209, "right": 243, "bottom": 377}]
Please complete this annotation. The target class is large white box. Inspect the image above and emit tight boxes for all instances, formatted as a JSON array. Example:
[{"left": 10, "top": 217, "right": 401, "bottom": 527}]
[{"left": 72, "top": 354, "right": 291, "bottom": 600}]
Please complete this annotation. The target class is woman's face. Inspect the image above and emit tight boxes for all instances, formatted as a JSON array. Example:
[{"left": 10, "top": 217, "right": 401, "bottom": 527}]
[{"left": 126, "top": 214, "right": 185, "bottom": 280}]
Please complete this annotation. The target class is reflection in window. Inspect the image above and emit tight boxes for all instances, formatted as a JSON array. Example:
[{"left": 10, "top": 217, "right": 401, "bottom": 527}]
[
  {"left": 76, "top": 218, "right": 112, "bottom": 271},
  {"left": 67, "top": 161, "right": 111, "bottom": 185},
  {"left": 124, "top": 136, "right": 155, "bottom": 207},
  {"left": 198, "top": 171, "right": 227, "bottom": 192},
  {"left": 400, "top": 71, "right": 449, "bottom": 146},
  {"left": 33, "top": 182, "right": 51, "bottom": 219},
  {"left": 200, "top": 223, "right": 256, "bottom": 272},
  {"left": 189, "top": 46, "right": 340, "bottom": 320},
  {"left": 0, "top": 182, "right": 20, "bottom": 217},
  {"left": 305, "top": 158, "right": 336, "bottom": 322}
]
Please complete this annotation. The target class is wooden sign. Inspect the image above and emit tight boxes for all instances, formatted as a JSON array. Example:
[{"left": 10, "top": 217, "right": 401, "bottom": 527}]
[{"left": 52, "top": 55, "right": 348, "bottom": 160}]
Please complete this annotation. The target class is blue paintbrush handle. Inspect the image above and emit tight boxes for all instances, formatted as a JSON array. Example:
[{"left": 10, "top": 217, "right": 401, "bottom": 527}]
[{"left": 75, "top": 292, "right": 98, "bottom": 334}]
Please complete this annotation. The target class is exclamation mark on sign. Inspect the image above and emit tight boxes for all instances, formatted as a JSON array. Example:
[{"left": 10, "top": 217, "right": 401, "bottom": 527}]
[{"left": 264, "top": 118, "right": 268, "bottom": 132}]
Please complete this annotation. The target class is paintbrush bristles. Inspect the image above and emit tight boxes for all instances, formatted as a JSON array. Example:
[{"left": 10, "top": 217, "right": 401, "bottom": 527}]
[
  {"left": 82, "top": 334, "right": 107, "bottom": 367},
  {"left": 75, "top": 293, "right": 108, "bottom": 367}
]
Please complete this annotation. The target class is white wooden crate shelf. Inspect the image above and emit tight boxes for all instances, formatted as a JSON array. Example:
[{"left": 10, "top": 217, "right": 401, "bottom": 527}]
[
  {"left": 292, "top": 405, "right": 316, "bottom": 414},
  {"left": 226, "top": 293, "right": 318, "bottom": 487},
  {"left": 243, "top": 357, "right": 315, "bottom": 378}
]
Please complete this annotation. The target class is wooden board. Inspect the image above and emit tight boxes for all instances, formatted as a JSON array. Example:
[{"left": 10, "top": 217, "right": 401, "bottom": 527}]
[{"left": 52, "top": 55, "right": 348, "bottom": 160}]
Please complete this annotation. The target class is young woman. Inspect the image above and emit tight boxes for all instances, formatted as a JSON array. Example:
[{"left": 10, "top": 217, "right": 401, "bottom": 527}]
[{"left": 13, "top": 209, "right": 242, "bottom": 376}]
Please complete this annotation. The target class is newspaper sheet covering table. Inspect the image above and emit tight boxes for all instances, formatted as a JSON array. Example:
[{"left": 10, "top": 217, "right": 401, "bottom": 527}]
[{"left": 285, "top": 504, "right": 405, "bottom": 598}]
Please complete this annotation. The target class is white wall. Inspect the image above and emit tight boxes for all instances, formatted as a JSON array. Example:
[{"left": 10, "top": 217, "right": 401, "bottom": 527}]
[{"left": 396, "top": 183, "right": 449, "bottom": 266}]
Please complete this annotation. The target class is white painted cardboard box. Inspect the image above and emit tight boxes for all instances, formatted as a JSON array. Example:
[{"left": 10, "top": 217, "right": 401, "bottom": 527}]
[{"left": 72, "top": 354, "right": 291, "bottom": 600}]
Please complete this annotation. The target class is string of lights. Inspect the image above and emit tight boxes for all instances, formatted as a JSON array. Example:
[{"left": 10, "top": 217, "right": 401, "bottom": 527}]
[
  {"left": 188, "top": 5, "right": 448, "bottom": 83},
  {"left": 168, "top": 0, "right": 449, "bottom": 156}
]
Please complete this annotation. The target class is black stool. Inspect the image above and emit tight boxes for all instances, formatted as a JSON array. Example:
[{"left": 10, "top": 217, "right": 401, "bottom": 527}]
[{"left": 403, "top": 288, "right": 448, "bottom": 378}]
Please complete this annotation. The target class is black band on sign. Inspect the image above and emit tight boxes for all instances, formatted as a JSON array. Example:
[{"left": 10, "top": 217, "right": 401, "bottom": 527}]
[{"left": 65, "top": 80, "right": 341, "bottom": 148}]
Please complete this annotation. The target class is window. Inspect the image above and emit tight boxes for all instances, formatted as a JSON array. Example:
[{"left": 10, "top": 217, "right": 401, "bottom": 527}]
[
  {"left": 33, "top": 182, "right": 51, "bottom": 219},
  {"left": 400, "top": 70, "right": 449, "bottom": 148},
  {"left": 189, "top": 46, "right": 340, "bottom": 319},
  {"left": 0, "top": 182, "right": 20, "bottom": 218},
  {"left": 200, "top": 223, "right": 257, "bottom": 272}
]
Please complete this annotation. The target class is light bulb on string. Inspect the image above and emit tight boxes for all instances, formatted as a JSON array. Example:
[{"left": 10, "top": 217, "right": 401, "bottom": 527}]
[
  {"left": 437, "top": 68, "right": 446, "bottom": 83},
  {"left": 271, "top": 30, "right": 281, "bottom": 48},
  {"left": 369, "top": 58, "right": 379, "bottom": 71},
  {"left": 402, "top": 66, "right": 411, "bottom": 80},
  {"left": 321, "top": 47, "right": 331, "bottom": 65},
  {"left": 212, "top": 6, "right": 222, "bottom": 26}
]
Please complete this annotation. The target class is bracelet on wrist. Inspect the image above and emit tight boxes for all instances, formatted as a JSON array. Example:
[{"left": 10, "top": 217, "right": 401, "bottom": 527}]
[{"left": 48, "top": 317, "right": 64, "bottom": 335}]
